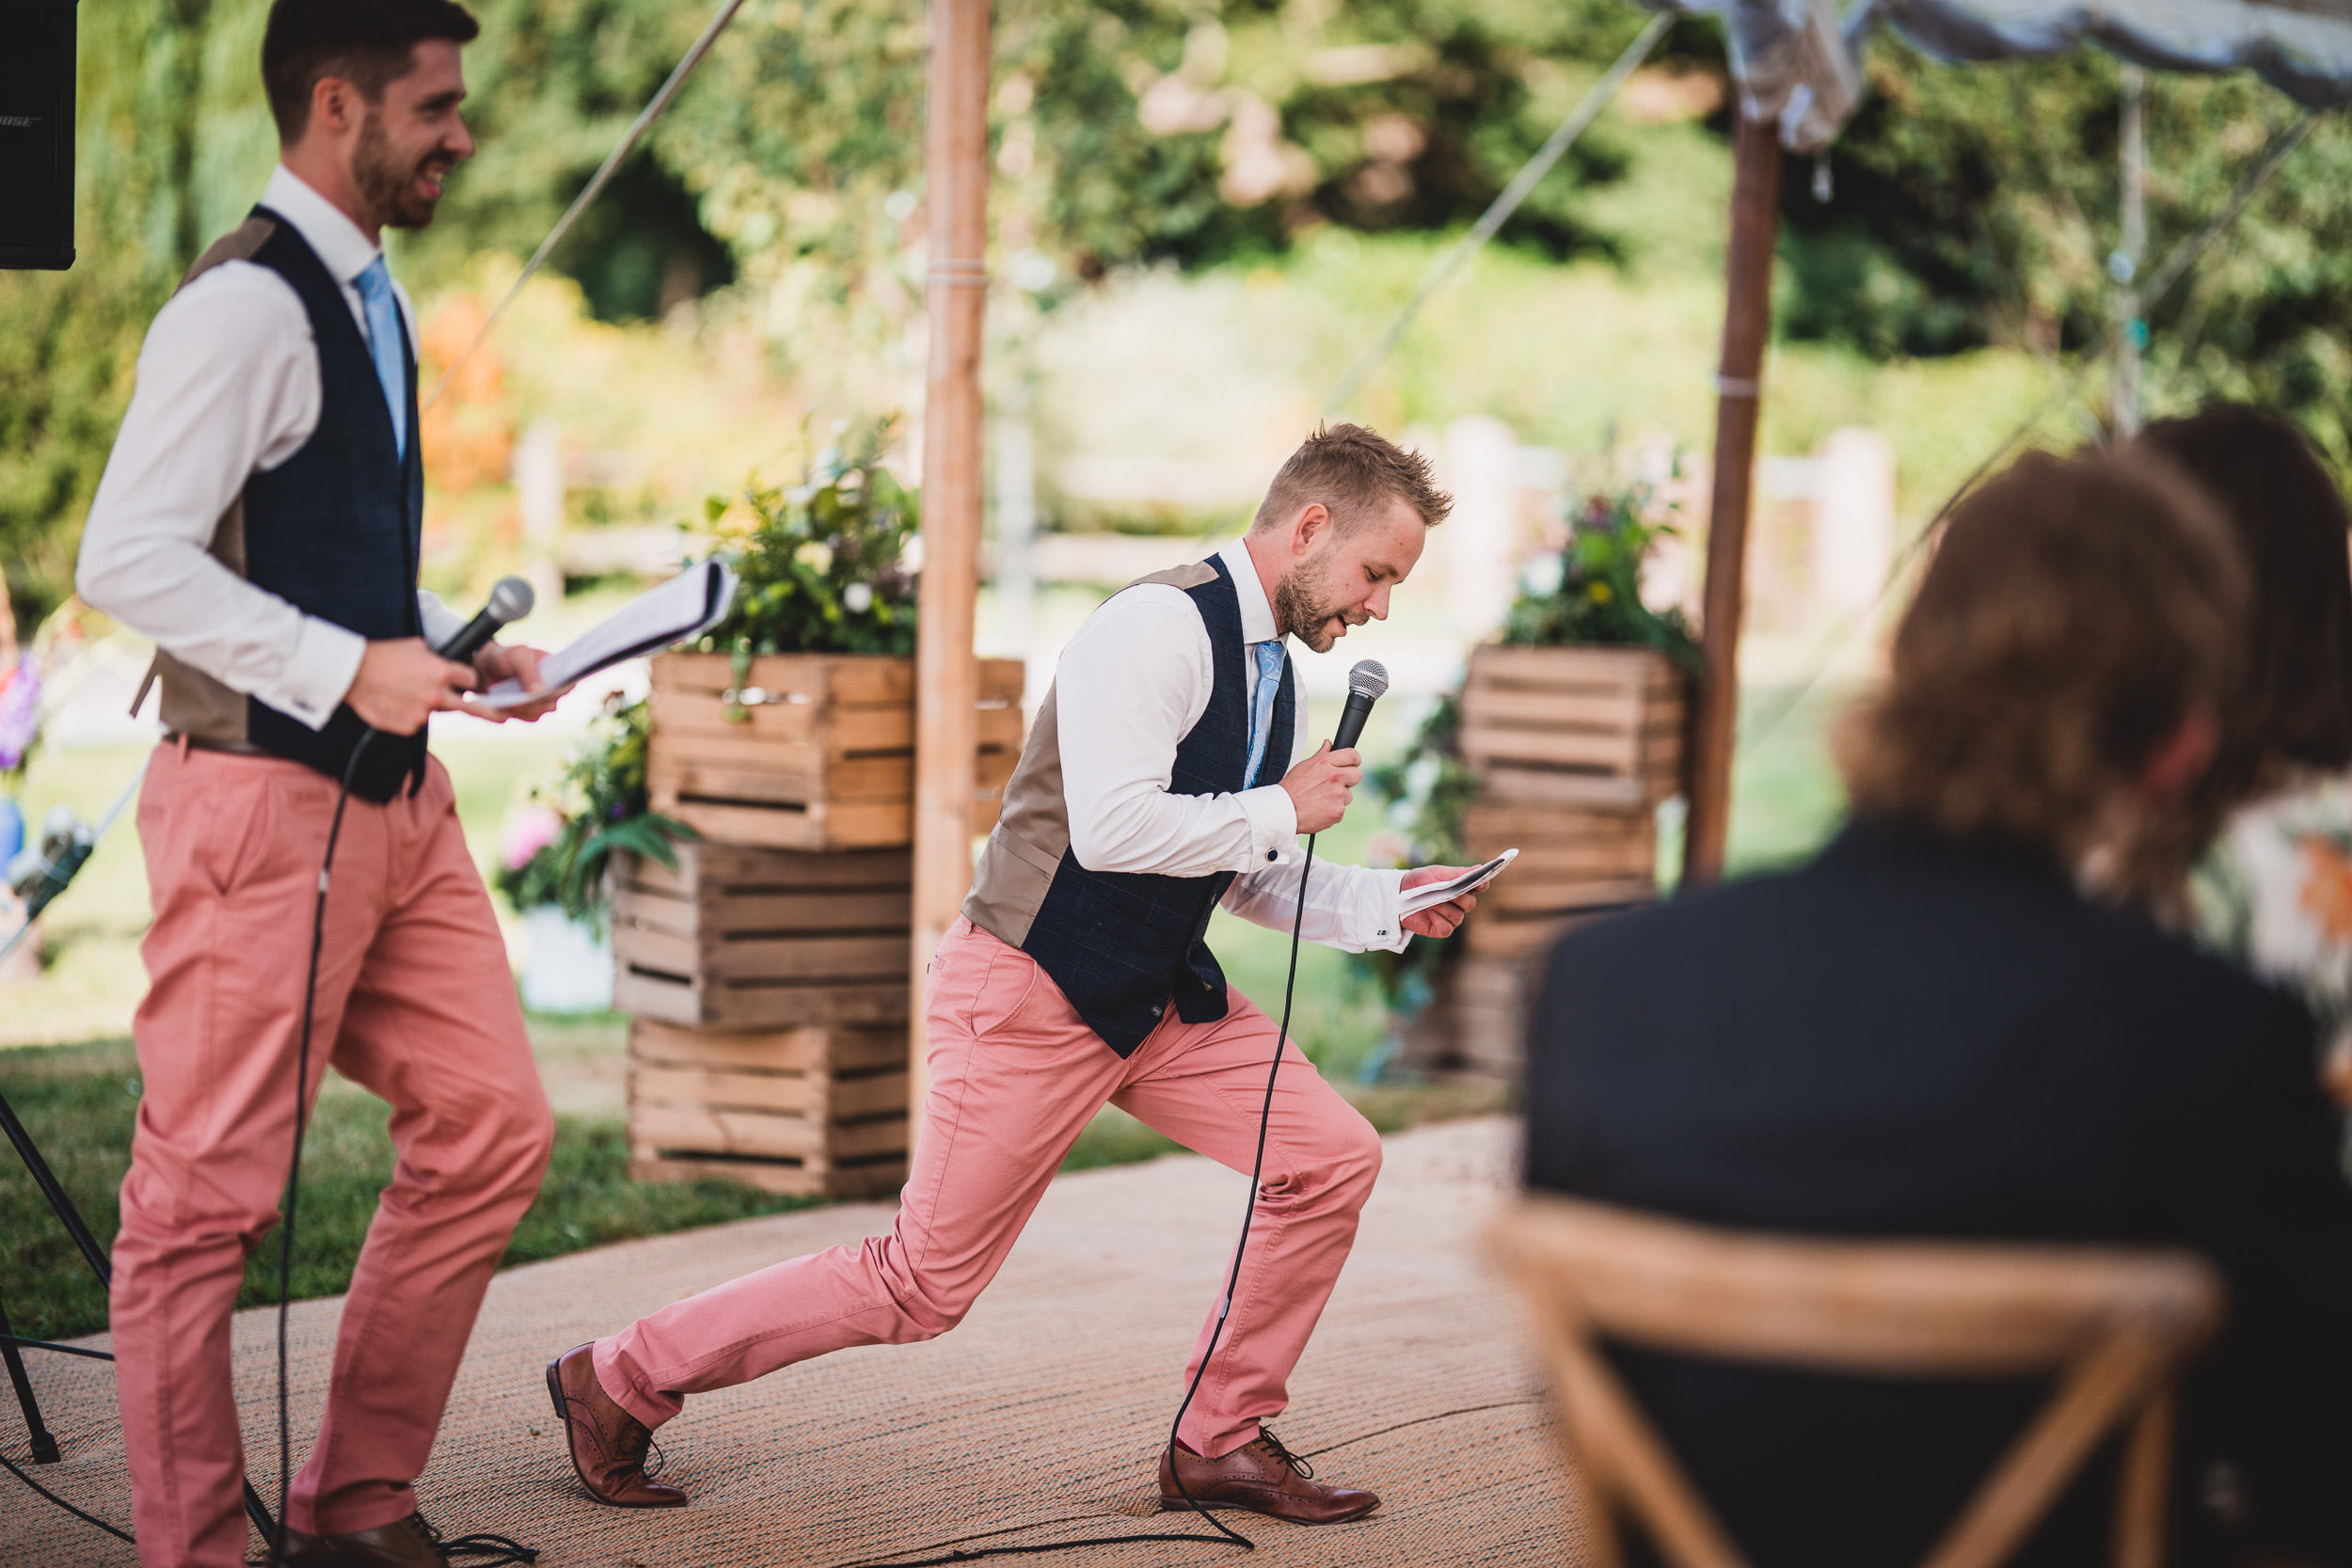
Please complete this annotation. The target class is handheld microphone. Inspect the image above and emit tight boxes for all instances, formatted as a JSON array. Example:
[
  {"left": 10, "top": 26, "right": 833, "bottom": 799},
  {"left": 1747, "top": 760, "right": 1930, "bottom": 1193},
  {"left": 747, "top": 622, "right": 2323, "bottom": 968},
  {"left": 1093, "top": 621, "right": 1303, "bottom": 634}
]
[
  {"left": 436, "top": 576, "right": 536, "bottom": 664},
  {"left": 1331, "top": 658, "right": 1390, "bottom": 752}
]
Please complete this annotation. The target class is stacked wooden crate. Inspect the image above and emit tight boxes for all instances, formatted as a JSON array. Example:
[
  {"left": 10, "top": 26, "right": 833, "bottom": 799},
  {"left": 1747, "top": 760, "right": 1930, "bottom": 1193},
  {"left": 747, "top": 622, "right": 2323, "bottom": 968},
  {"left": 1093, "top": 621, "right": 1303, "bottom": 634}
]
[
  {"left": 646, "top": 652, "right": 1025, "bottom": 847},
  {"left": 617, "top": 653, "right": 1023, "bottom": 1196},
  {"left": 1398, "top": 645, "right": 1687, "bottom": 1079}
]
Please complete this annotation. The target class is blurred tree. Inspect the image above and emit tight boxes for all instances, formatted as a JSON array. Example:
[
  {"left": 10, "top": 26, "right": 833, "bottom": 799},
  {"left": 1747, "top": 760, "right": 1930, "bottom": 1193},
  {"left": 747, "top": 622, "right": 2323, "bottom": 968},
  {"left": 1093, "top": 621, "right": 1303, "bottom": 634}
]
[
  {"left": 393, "top": 0, "right": 737, "bottom": 318},
  {"left": 1780, "top": 41, "right": 2352, "bottom": 468}
]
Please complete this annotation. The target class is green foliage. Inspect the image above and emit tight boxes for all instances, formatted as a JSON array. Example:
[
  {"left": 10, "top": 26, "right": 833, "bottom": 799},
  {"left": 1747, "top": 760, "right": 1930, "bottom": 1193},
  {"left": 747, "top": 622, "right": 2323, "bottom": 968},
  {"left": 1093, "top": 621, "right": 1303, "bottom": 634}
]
[
  {"left": 1786, "top": 40, "right": 2352, "bottom": 468},
  {"left": 1498, "top": 482, "right": 1699, "bottom": 670},
  {"left": 699, "top": 419, "right": 921, "bottom": 657},
  {"left": 496, "top": 697, "right": 693, "bottom": 924},
  {"left": 1356, "top": 695, "right": 1479, "bottom": 1010}
]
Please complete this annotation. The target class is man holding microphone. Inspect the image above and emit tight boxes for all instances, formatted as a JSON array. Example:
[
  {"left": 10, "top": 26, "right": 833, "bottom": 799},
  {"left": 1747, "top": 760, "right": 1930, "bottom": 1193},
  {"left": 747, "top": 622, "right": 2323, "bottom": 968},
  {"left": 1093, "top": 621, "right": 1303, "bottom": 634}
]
[
  {"left": 76, "top": 4, "right": 561, "bottom": 1564},
  {"left": 549, "top": 422, "right": 1483, "bottom": 1525}
]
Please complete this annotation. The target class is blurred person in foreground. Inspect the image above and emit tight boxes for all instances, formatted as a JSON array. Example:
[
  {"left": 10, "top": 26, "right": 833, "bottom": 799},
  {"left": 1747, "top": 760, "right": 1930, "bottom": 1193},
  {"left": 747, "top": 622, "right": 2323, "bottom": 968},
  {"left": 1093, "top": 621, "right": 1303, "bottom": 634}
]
[
  {"left": 2128, "top": 407, "right": 2352, "bottom": 1105},
  {"left": 74, "top": 3, "right": 561, "bottom": 1564},
  {"left": 1523, "top": 449, "right": 2352, "bottom": 1567}
]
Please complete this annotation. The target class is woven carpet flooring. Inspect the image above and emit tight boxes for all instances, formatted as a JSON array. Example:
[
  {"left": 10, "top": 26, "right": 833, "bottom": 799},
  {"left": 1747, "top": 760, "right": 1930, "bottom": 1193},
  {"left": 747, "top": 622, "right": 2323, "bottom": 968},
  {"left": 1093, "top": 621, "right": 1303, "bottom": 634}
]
[{"left": 5, "top": 1116, "right": 1584, "bottom": 1566}]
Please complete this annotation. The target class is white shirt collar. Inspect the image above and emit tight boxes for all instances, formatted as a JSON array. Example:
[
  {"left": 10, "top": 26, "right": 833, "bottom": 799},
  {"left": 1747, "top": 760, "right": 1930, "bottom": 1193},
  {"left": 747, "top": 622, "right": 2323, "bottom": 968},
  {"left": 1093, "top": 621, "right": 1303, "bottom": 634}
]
[
  {"left": 262, "top": 165, "right": 384, "bottom": 287},
  {"left": 1216, "top": 538, "right": 1280, "bottom": 646}
]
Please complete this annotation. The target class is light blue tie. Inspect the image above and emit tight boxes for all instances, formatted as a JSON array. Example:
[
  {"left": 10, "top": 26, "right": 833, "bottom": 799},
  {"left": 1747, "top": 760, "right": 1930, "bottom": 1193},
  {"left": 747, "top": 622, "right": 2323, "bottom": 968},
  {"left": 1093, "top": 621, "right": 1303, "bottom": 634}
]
[
  {"left": 355, "top": 256, "right": 408, "bottom": 458},
  {"left": 1244, "top": 640, "right": 1284, "bottom": 788}
]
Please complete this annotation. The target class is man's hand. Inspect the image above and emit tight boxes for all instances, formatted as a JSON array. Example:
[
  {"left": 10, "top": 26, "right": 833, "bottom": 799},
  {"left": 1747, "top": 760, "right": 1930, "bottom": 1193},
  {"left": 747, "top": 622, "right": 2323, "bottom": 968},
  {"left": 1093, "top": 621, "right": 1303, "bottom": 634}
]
[
  {"left": 460, "top": 642, "right": 566, "bottom": 723},
  {"left": 1400, "top": 863, "right": 1481, "bottom": 939},
  {"left": 1280, "top": 740, "right": 1361, "bottom": 834},
  {"left": 347, "top": 638, "right": 475, "bottom": 735}
]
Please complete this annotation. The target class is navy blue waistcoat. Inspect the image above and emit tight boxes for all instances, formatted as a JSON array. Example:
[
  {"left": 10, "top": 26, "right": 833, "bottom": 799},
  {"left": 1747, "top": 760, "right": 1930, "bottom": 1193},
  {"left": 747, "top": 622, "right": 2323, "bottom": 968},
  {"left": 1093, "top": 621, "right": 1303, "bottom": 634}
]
[
  {"left": 1020, "top": 557, "right": 1295, "bottom": 1056},
  {"left": 241, "top": 207, "right": 426, "bottom": 803}
]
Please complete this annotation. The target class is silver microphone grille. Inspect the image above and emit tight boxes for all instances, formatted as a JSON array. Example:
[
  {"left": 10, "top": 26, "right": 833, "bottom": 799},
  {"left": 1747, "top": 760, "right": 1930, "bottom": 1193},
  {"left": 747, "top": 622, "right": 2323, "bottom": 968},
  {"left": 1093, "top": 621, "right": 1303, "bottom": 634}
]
[
  {"left": 1347, "top": 659, "right": 1390, "bottom": 700},
  {"left": 486, "top": 575, "right": 537, "bottom": 624}
]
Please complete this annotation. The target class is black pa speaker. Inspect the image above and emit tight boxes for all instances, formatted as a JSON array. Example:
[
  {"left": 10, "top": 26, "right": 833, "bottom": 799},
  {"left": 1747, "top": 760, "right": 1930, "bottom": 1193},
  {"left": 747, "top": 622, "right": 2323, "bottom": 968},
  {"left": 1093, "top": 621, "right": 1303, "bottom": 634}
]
[{"left": 0, "top": 0, "right": 76, "bottom": 271}]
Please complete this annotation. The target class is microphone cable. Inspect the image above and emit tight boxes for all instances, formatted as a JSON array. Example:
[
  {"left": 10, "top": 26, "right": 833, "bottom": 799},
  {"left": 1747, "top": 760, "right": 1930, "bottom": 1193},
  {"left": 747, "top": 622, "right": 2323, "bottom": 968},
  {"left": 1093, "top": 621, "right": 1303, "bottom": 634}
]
[{"left": 857, "top": 837, "right": 1323, "bottom": 1568}]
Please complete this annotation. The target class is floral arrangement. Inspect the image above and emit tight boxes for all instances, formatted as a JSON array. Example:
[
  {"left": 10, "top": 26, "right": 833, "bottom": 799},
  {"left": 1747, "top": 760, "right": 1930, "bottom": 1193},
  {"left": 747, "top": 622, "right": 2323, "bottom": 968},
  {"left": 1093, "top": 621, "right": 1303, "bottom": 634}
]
[
  {"left": 1497, "top": 482, "right": 1699, "bottom": 670},
  {"left": 1352, "top": 469, "right": 1694, "bottom": 1012},
  {"left": 495, "top": 696, "right": 694, "bottom": 927},
  {"left": 693, "top": 417, "right": 920, "bottom": 660}
]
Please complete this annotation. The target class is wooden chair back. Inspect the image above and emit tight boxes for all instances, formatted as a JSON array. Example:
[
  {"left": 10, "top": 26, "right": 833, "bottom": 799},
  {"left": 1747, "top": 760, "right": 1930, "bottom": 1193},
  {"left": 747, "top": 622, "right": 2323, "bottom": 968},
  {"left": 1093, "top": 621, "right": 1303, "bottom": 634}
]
[{"left": 1486, "top": 1194, "right": 2223, "bottom": 1568}]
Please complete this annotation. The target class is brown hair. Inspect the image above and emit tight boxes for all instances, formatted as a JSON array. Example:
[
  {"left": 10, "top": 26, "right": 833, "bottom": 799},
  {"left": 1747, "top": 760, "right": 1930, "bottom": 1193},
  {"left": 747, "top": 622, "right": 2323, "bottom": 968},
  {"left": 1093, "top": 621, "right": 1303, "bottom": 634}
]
[
  {"left": 1836, "top": 449, "right": 2246, "bottom": 879},
  {"left": 1249, "top": 423, "right": 1453, "bottom": 535},
  {"left": 262, "top": 0, "right": 480, "bottom": 142},
  {"left": 2137, "top": 404, "right": 2352, "bottom": 797}
]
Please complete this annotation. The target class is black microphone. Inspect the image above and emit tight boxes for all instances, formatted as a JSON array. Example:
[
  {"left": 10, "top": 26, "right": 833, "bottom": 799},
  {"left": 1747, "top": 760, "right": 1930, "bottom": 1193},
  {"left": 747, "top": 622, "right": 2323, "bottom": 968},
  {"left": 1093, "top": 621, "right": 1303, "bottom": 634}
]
[
  {"left": 436, "top": 576, "right": 535, "bottom": 664},
  {"left": 1331, "top": 658, "right": 1389, "bottom": 752}
]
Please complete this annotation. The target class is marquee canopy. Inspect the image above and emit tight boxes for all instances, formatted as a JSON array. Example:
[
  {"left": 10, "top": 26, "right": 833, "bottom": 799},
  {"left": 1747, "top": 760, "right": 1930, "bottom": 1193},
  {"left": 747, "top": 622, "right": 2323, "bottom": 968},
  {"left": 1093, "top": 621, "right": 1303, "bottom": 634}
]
[{"left": 1666, "top": 0, "right": 2352, "bottom": 150}]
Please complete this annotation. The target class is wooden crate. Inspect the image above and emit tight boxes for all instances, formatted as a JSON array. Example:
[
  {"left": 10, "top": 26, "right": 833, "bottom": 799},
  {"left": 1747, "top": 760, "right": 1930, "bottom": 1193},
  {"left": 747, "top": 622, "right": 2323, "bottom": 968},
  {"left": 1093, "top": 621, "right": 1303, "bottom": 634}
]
[
  {"left": 1457, "top": 645, "right": 1688, "bottom": 810},
  {"left": 611, "top": 843, "right": 914, "bottom": 1029},
  {"left": 628, "top": 1019, "right": 910, "bottom": 1198},
  {"left": 1392, "top": 954, "right": 1540, "bottom": 1080},
  {"left": 647, "top": 652, "right": 1025, "bottom": 849}
]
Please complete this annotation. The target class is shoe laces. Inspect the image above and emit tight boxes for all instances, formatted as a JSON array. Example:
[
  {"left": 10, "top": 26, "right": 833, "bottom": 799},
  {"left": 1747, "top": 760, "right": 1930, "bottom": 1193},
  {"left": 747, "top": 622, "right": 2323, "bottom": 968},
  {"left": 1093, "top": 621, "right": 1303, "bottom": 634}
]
[
  {"left": 1253, "top": 1427, "right": 1314, "bottom": 1481},
  {"left": 555, "top": 1382, "right": 667, "bottom": 1480},
  {"left": 405, "top": 1511, "right": 540, "bottom": 1564}
]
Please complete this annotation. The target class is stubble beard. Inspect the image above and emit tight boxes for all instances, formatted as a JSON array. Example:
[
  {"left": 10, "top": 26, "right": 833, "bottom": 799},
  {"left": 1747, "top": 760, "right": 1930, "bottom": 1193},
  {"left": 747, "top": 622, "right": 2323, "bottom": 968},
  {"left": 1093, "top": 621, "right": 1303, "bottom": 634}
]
[
  {"left": 354, "top": 112, "right": 447, "bottom": 231},
  {"left": 1274, "top": 567, "right": 1345, "bottom": 654}
]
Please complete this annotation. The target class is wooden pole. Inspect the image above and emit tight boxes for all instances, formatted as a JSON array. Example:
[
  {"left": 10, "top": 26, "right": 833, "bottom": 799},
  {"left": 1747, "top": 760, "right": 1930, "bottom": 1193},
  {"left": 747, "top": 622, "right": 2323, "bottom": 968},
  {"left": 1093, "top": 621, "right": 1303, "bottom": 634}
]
[
  {"left": 912, "top": 0, "right": 990, "bottom": 1122},
  {"left": 1681, "top": 112, "right": 1783, "bottom": 886}
]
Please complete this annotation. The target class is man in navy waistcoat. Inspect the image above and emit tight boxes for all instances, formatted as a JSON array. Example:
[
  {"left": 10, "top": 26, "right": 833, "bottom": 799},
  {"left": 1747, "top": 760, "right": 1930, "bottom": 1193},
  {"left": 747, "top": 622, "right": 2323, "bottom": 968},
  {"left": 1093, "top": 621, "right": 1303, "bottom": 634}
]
[
  {"left": 77, "top": 5, "right": 563, "bottom": 1564},
  {"left": 550, "top": 425, "right": 1487, "bottom": 1525}
]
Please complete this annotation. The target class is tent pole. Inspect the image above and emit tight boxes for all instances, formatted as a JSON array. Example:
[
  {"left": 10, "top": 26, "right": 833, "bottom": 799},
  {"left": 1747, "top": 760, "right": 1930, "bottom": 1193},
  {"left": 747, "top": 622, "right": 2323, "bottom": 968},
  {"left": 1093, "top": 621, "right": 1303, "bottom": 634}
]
[
  {"left": 1682, "top": 111, "right": 1783, "bottom": 886},
  {"left": 912, "top": 0, "right": 990, "bottom": 1132}
]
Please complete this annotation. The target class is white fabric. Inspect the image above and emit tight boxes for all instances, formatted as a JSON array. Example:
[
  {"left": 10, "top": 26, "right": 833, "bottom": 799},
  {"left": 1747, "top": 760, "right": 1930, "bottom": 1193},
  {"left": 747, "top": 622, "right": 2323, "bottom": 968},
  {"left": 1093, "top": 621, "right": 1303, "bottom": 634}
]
[
  {"left": 77, "top": 166, "right": 459, "bottom": 733},
  {"left": 1053, "top": 538, "right": 1410, "bottom": 955}
]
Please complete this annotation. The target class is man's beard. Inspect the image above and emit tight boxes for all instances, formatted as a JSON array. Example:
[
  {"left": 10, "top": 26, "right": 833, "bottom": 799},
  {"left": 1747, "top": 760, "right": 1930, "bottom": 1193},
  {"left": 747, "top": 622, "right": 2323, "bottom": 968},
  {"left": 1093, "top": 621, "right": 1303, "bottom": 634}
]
[
  {"left": 1273, "top": 567, "right": 1348, "bottom": 653},
  {"left": 354, "top": 113, "right": 448, "bottom": 231}
]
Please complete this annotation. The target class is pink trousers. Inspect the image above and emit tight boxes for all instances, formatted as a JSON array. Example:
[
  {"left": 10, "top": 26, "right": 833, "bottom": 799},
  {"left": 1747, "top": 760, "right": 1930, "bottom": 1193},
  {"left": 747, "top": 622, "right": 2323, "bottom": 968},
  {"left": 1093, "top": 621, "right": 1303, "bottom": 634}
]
[
  {"left": 596, "top": 916, "right": 1382, "bottom": 1458},
  {"left": 110, "top": 744, "right": 554, "bottom": 1568}
]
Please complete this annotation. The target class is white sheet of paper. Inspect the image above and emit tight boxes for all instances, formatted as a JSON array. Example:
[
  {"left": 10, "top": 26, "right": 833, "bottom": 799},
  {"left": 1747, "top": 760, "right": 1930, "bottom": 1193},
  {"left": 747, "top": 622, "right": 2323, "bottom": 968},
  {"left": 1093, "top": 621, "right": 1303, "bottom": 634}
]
[
  {"left": 474, "top": 560, "right": 737, "bottom": 709},
  {"left": 1398, "top": 847, "right": 1517, "bottom": 915}
]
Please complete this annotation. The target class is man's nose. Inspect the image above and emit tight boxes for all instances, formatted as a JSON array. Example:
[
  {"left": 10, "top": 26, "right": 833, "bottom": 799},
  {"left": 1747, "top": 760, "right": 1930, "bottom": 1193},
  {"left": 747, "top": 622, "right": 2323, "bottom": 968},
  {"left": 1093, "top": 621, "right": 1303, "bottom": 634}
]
[
  {"left": 448, "top": 113, "right": 476, "bottom": 160},
  {"left": 1365, "top": 584, "right": 1391, "bottom": 622}
]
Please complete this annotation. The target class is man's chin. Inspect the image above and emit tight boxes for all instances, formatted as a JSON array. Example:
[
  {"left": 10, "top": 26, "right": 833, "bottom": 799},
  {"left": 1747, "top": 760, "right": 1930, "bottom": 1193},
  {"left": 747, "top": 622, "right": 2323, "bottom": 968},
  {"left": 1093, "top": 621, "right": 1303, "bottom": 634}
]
[{"left": 388, "top": 197, "right": 442, "bottom": 230}]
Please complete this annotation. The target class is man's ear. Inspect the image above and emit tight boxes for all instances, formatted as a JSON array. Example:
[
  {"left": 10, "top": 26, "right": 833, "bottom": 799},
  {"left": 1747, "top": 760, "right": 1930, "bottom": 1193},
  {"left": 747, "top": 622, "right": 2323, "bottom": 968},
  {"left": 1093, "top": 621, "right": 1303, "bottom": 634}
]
[
  {"left": 1292, "top": 502, "right": 1331, "bottom": 555},
  {"left": 2137, "top": 705, "right": 2218, "bottom": 806},
  {"left": 310, "top": 75, "right": 361, "bottom": 139}
]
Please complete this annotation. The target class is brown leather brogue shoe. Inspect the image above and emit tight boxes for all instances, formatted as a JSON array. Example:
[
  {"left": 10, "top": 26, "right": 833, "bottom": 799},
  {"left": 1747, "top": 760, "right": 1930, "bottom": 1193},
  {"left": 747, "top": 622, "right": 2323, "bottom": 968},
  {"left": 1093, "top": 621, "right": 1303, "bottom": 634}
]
[
  {"left": 271, "top": 1512, "right": 498, "bottom": 1566},
  {"left": 546, "top": 1341, "right": 687, "bottom": 1508},
  {"left": 1158, "top": 1428, "right": 1378, "bottom": 1525}
]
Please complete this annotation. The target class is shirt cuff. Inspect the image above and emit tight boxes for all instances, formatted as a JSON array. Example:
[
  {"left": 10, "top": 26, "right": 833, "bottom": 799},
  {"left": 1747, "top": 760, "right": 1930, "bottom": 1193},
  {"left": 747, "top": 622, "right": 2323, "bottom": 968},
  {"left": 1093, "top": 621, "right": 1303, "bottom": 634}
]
[
  {"left": 268, "top": 616, "right": 367, "bottom": 732},
  {"left": 1365, "top": 867, "right": 1412, "bottom": 953},
  {"left": 1239, "top": 784, "right": 1297, "bottom": 867}
]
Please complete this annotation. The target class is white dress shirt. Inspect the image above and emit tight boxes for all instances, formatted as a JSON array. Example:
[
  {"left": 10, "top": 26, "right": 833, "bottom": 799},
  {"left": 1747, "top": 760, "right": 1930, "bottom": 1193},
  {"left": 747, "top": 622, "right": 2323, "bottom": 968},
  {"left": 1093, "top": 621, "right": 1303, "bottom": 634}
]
[
  {"left": 1054, "top": 538, "right": 1409, "bottom": 954},
  {"left": 77, "top": 166, "right": 464, "bottom": 732}
]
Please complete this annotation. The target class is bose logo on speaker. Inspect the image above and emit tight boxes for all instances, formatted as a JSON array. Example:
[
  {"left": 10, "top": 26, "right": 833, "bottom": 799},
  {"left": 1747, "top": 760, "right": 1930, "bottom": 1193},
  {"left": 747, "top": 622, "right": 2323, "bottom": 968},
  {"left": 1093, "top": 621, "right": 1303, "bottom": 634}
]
[{"left": 0, "top": 117, "right": 40, "bottom": 128}]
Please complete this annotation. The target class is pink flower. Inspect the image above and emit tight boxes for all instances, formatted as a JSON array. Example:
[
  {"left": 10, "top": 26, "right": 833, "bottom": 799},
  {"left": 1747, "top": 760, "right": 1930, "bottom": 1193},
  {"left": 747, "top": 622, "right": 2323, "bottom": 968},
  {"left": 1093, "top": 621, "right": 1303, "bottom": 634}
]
[{"left": 501, "top": 805, "right": 564, "bottom": 870}]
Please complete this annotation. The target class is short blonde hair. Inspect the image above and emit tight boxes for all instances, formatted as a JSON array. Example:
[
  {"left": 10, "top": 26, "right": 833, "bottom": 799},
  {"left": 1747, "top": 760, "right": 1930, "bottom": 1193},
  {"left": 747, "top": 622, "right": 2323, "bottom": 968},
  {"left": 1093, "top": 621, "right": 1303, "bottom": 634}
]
[{"left": 1249, "top": 423, "right": 1453, "bottom": 534}]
